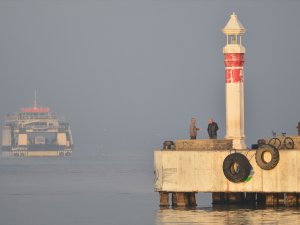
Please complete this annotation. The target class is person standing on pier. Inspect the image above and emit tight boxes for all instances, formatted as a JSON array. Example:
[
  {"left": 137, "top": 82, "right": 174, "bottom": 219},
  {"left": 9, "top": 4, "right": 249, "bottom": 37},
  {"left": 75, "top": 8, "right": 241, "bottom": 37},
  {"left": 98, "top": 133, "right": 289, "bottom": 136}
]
[
  {"left": 189, "top": 117, "right": 201, "bottom": 139},
  {"left": 207, "top": 118, "right": 219, "bottom": 139}
]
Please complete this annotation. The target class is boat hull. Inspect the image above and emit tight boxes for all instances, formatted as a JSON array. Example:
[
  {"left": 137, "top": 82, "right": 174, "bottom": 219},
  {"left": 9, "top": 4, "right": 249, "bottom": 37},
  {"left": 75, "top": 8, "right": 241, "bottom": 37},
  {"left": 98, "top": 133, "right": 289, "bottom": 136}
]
[{"left": 2, "top": 150, "right": 72, "bottom": 157}]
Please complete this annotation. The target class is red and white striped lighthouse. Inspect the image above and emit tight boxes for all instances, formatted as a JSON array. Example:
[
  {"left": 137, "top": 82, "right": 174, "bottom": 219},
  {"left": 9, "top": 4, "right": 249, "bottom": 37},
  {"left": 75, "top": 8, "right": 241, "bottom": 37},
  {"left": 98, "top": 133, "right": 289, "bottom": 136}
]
[{"left": 222, "top": 13, "right": 247, "bottom": 149}]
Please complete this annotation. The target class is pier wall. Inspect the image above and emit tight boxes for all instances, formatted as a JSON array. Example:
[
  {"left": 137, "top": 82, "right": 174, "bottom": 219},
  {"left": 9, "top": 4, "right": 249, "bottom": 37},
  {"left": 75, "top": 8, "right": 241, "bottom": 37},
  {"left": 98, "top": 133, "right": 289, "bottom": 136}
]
[{"left": 154, "top": 137, "right": 300, "bottom": 193}]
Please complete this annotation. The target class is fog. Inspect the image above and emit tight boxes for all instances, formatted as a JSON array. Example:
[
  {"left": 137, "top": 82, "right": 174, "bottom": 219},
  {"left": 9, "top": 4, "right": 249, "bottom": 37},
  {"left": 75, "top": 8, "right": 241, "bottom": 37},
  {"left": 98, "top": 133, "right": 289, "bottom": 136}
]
[{"left": 1, "top": 0, "right": 300, "bottom": 156}]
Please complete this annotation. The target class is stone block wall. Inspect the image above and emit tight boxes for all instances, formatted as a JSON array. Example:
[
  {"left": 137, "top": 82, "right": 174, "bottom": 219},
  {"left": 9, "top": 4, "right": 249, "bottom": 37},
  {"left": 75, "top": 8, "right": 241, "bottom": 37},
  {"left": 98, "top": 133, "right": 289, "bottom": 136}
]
[{"left": 175, "top": 139, "right": 233, "bottom": 151}]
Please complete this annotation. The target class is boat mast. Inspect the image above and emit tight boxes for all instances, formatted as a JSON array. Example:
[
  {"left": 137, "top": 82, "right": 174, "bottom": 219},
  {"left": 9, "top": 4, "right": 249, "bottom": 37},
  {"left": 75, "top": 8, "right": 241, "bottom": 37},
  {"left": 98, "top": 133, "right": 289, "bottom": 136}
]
[{"left": 34, "top": 90, "right": 37, "bottom": 109}]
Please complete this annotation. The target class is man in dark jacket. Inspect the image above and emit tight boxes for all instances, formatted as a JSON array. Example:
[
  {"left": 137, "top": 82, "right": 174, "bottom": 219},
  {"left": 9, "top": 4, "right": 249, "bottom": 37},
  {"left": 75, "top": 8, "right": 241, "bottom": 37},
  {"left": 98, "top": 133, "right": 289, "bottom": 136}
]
[{"left": 207, "top": 118, "right": 219, "bottom": 139}]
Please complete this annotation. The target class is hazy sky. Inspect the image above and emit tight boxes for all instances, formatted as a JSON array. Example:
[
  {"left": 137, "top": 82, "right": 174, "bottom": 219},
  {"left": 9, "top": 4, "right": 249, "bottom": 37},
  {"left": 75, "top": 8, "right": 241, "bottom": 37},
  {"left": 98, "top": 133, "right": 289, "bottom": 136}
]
[{"left": 0, "top": 0, "right": 299, "bottom": 155}]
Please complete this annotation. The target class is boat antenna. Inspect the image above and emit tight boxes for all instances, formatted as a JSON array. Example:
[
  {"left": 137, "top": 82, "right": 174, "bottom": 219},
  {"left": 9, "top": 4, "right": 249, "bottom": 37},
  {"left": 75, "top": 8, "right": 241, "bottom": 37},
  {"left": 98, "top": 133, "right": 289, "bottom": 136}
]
[{"left": 34, "top": 90, "right": 37, "bottom": 108}]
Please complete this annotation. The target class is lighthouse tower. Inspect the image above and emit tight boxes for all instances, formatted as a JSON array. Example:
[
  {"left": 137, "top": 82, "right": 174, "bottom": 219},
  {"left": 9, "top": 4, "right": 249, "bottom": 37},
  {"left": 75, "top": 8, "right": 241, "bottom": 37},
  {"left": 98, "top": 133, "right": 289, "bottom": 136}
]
[{"left": 222, "top": 13, "right": 247, "bottom": 149}]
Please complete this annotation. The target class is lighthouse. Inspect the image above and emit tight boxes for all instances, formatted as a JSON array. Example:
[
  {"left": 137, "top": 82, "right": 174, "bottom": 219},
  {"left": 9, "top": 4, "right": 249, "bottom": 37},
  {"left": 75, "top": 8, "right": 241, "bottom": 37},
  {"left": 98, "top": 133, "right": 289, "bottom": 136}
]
[{"left": 222, "top": 13, "right": 247, "bottom": 149}]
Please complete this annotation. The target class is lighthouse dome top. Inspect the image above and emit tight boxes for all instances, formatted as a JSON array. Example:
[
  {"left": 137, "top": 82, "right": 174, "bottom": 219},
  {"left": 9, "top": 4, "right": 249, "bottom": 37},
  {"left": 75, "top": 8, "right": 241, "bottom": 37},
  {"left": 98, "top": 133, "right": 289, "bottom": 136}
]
[{"left": 222, "top": 12, "right": 246, "bottom": 35}]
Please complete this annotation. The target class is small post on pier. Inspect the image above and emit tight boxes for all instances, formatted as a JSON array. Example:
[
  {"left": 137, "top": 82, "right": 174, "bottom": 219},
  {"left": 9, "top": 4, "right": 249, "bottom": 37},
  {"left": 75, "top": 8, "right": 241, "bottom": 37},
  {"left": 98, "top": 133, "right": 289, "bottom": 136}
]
[
  {"left": 277, "top": 193, "right": 285, "bottom": 206},
  {"left": 265, "top": 193, "right": 277, "bottom": 206},
  {"left": 257, "top": 193, "right": 266, "bottom": 205},
  {"left": 171, "top": 193, "right": 177, "bottom": 206},
  {"left": 175, "top": 192, "right": 189, "bottom": 207},
  {"left": 159, "top": 192, "right": 169, "bottom": 207},
  {"left": 297, "top": 193, "right": 300, "bottom": 206},
  {"left": 188, "top": 193, "right": 197, "bottom": 207},
  {"left": 245, "top": 192, "right": 256, "bottom": 204},
  {"left": 286, "top": 193, "right": 297, "bottom": 207},
  {"left": 212, "top": 192, "right": 226, "bottom": 204},
  {"left": 226, "top": 192, "right": 245, "bottom": 204}
]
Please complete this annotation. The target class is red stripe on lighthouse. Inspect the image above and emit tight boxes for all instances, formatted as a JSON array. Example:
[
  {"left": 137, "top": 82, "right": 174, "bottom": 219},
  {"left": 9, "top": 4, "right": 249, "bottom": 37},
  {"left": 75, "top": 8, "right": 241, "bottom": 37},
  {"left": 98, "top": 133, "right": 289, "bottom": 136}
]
[
  {"left": 224, "top": 53, "right": 244, "bottom": 83},
  {"left": 225, "top": 68, "right": 244, "bottom": 83},
  {"left": 224, "top": 53, "right": 244, "bottom": 65}
]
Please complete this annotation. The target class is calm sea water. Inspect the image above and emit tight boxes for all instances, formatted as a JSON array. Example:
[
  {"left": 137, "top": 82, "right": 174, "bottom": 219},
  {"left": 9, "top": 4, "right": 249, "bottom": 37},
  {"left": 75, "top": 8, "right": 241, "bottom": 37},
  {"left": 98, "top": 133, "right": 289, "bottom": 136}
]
[{"left": 0, "top": 153, "right": 300, "bottom": 225}]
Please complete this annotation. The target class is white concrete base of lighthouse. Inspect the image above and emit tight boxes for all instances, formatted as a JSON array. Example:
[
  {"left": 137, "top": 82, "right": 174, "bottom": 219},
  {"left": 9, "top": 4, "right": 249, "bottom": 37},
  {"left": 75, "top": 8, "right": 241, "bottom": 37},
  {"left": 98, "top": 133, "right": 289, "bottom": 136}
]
[
  {"left": 225, "top": 82, "right": 246, "bottom": 150},
  {"left": 228, "top": 137, "right": 247, "bottom": 149}
]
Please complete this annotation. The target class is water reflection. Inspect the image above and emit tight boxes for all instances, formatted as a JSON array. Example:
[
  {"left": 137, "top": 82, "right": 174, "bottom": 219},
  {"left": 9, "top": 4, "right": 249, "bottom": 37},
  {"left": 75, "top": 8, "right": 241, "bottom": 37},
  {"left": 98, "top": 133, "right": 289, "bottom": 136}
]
[{"left": 155, "top": 206, "right": 300, "bottom": 225}]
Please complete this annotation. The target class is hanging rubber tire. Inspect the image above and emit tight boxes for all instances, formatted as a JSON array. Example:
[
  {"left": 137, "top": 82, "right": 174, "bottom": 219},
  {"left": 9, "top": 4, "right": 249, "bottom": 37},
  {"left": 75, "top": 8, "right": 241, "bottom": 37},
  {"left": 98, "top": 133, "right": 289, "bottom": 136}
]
[
  {"left": 284, "top": 137, "right": 294, "bottom": 149},
  {"left": 268, "top": 137, "right": 281, "bottom": 149},
  {"left": 223, "top": 153, "right": 252, "bottom": 183},
  {"left": 255, "top": 144, "right": 279, "bottom": 170}
]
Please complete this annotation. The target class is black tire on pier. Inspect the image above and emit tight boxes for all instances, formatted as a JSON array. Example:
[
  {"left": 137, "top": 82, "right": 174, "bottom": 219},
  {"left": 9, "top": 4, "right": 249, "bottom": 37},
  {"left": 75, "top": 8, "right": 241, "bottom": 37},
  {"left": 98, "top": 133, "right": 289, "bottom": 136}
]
[
  {"left": 223, "top": 153, "right": 252, "bottom": 183},
  {"left": 268, "top": 138, "right": 281, "bottom": 149},
  {"left": 257, "top": 139, "right": 266, "bottom": 147},
  {"left": 163, "top": 140, "right": 174, "bottom": 150},
  {"left": 284, "top": 137, "right": 294, "bottom": 149},
  {"left": 255, "top": 144, "right": 279, "bottom": 170}
]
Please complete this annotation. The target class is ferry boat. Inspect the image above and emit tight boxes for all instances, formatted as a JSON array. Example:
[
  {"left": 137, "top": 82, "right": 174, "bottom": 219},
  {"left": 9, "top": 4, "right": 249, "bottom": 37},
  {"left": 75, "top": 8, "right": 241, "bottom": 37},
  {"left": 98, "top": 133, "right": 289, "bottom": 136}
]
[{"left": 1, "top": 98, "right": 73, "bottom": 157}]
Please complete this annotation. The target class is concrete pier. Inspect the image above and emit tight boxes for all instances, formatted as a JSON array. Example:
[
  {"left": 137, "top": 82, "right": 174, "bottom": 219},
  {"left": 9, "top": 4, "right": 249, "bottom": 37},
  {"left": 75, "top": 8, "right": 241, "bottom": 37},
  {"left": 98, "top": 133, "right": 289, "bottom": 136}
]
[{"left": 154, "top": 138, "right": 300, "bottom": 207}]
